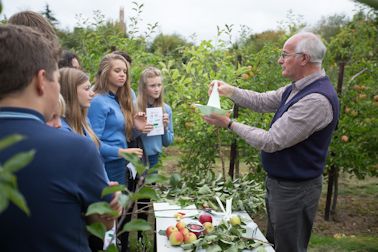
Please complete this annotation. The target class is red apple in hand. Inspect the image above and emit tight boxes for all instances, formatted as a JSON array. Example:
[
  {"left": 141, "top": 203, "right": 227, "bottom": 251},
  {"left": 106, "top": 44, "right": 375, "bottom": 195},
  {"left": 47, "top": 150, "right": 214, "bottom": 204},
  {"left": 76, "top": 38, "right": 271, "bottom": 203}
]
[{"left": 198, "top": 212, "right": 212, "bottom": 224}]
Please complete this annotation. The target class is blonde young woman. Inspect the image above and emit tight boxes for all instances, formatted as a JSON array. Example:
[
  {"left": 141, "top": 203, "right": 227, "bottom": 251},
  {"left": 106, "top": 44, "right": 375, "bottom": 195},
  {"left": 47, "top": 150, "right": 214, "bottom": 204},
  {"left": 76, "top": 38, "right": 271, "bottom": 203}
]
[
  {"left": 46, "top": 94, "right": 66, "bottom": 129},
  {"left": 88, "top": 53, "right": 145, "bottom": 186},
  {"left": 58, "top": 67, "right": 100, "bottom": 148},
  {"left": 137, "top": 67, "right": 174, "bottom": 168}
]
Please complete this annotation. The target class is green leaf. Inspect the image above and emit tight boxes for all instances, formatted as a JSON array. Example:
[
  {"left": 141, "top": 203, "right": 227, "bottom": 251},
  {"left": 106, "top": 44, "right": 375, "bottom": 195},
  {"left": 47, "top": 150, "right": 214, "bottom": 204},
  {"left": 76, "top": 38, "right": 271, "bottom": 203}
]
[
  {"left": 3, "top": 150, "right": 35, "bottom": 173},
  {"left": 6, "top": 186, "right": 30, "bottom": 215},
  {"left": 224, "top": 246, "right": 238, "bottom": 252},
  {"left": 85, "top": 202, "right": 119, "bottom": 217},
  {"left": 86, "top": 222, "right": 106, "bottom": 240},
  {"left": 181, "top": 243, "right": 194, "bottom": 250},
  {"left": 0, "top": 190, "right": 9, "bottom": 214},
  {"left": 131, "top": 186, "right": 158, "bottom": 201},
  {"left": 256, "top": 246, "right": 267, "bottom": 252},
  {"left": 0, "top": 172, "right": 17, "bottom": 186},
  {"left": 0, "top": 134, "right": 24, "bottom": 151},
  {"left": 206, "top": 244, "right": 222, "bottom": 252},
  {"left": 145, "top": 174, "right": 169, "bottom": 184},
  {"left": 169, "top": 173, "right": 181, "bottom": 187},
  {"left": 119, "top": 219, "right": 151, "bottom": 233},
  {"left": 105, "top": 244, "right": 118, "bottom": 252},
  {"left": 101, "top": 184, "right": 125, "bottom": 197},
  {"left": 119, "top": 193, "right": 129, "bottom": 208},
  {"left": 121, "top": 153, "right": 146, "bottom": 175},
  {"left": 198, "top": 185, "right": 212, "bottom": 195},
  {"left": 157, "top": 229, "right": 166, "bottom": 236}
]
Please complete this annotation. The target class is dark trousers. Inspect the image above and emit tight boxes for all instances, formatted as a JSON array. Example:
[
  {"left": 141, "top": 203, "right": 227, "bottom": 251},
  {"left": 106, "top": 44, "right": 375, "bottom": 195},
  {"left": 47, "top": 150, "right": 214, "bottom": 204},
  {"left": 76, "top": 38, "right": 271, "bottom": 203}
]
[{"left": 265, "top": 176, "right": 322, "bottom": 252}]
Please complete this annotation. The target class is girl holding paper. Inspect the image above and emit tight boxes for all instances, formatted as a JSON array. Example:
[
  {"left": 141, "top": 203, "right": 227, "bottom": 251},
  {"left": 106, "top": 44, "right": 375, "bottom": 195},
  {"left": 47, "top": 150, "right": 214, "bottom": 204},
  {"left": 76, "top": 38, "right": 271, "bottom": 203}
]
[{"left": 136, "top": 67, "right": 174, "bottom": 168}]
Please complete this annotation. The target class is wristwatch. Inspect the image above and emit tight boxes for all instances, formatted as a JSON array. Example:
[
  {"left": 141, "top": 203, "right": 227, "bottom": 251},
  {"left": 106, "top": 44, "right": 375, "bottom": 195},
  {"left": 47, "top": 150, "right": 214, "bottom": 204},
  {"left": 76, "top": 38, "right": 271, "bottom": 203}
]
[{"left": 227, "top": 119, "right": 234, "bottom": 130}]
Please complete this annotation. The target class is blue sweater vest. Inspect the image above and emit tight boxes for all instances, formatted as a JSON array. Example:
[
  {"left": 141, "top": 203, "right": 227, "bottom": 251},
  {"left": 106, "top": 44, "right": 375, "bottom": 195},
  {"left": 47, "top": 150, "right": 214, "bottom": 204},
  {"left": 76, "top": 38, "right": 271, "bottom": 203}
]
[{"left": 261, "top": 76, "right": 339, "bottom": 181}]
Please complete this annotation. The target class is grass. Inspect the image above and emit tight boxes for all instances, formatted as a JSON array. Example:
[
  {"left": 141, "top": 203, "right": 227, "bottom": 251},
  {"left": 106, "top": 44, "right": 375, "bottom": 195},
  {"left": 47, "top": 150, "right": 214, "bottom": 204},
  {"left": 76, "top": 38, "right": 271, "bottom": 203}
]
[{"left": 309, "top": 234, "right": 378, "bottom": 252}]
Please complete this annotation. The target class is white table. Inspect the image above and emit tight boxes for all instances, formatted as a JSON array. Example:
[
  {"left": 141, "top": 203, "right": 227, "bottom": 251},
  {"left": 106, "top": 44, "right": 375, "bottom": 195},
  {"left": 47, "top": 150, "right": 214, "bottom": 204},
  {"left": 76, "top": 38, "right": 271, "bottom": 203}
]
[{"left": 153, "top": 202, "right": 274, "bottom": 252}]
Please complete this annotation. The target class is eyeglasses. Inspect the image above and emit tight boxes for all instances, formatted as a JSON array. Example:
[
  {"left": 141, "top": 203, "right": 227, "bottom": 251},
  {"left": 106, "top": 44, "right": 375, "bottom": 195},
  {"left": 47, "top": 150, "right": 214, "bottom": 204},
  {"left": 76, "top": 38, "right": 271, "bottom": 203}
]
[{"left": 280, "top": 52, "right": 304, "bottom": 59}]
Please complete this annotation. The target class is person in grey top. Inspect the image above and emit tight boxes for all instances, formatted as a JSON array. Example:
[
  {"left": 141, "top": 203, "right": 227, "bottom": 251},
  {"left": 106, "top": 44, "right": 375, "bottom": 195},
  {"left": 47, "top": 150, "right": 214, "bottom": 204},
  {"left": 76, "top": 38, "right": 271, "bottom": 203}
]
[{"left": 203, "top": 32, "right": 339, "bottom": 252}]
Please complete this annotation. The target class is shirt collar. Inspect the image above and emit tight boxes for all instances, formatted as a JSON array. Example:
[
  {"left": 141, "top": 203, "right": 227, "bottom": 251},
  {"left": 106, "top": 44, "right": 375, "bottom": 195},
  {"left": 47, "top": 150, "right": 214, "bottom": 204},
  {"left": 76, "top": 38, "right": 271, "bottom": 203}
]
[
  {"left": 0, "top": 107, "right": 45, "bottom": 123},
  {"left": 292, "top": 69, "right": 326, "bottom": 91}
]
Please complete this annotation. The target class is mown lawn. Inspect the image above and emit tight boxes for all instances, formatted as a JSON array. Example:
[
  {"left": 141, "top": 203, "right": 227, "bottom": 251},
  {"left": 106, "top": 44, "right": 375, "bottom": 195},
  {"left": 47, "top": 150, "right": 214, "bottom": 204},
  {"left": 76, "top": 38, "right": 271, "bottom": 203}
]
[{"left": 309, "top": 234, "right": 378, "bottom": 252}]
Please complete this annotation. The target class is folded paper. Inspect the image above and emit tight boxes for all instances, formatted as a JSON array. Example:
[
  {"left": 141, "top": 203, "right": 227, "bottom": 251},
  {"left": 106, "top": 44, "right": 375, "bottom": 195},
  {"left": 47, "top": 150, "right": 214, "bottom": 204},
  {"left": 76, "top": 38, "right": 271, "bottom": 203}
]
[{"left": 194, "top": 81, "right": 230, "bottom": 116}]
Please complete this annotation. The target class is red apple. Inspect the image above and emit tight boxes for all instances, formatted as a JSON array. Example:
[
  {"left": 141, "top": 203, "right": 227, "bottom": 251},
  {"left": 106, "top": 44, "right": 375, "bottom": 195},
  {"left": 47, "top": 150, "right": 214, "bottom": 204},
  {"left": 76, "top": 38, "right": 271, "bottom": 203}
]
[
  {"left": 179, "top": 227, "right": 190, "bottom": 236},
  {"left": 198, "top": 212, "right": 213, "bottom": 224},
  {"left": 166, "top": 225, "right": 178, "bottom": 237},
  {"left": 184, "top": 232, "right": 197, "bottom": 244},
  {"left": 176, "top": 221, "right": 186, "bottom": 230},
  {"left": 169, "top": 231, "right": 184, "bottom": 246}
]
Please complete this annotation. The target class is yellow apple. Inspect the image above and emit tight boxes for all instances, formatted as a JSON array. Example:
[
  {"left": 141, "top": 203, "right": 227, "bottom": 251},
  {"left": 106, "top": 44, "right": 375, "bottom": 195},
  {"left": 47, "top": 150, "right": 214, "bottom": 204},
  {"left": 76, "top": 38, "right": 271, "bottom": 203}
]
[
  {"left": 229, "top": 215, "right": 241, "bottom": 226},
  {"left": 169, "top": 231, "right": 184, "bottom": 246},
  {"left": 203, "top": 222, "right": 214, "bottom": 234},
  {"left": 183, "top": 232, "right": 197, "bottom": 244},
  {"left": 166, "top": 225, "right": 178, "bottom": 237}
]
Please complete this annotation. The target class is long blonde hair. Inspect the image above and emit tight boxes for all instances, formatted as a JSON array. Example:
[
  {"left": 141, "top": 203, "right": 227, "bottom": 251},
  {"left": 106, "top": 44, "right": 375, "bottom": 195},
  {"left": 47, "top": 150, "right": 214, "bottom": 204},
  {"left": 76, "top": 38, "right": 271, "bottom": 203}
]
[
  {"left": 93, "top": 53, "right": 134, "bottom": 141},
  {"left": 137, "top": 67, "right": 164, "bottom": 113},
  {"left": 59, "top": 67, "right": 100, "bottom": 147}
]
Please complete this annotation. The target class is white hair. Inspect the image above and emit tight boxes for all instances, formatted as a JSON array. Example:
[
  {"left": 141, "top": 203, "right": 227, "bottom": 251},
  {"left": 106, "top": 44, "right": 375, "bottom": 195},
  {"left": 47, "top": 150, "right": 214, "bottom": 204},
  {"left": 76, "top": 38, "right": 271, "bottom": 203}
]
[{"left": 295, "top": 32, "right": 326, "bottom": 64}]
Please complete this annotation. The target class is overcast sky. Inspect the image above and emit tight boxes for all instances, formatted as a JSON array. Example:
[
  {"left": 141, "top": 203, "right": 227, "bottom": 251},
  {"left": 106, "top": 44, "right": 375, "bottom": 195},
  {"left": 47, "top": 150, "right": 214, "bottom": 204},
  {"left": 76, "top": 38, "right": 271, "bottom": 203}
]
[{"left": 2, "top": 0, "right": 361, "bottom": 42}]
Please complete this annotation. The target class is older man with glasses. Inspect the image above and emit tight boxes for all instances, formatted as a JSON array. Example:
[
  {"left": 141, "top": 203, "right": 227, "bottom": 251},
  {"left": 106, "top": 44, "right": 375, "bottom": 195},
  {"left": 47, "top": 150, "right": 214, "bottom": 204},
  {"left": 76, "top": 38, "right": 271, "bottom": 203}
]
[{"left": 203, "top": 32, "right": 340, "bottom": 252}]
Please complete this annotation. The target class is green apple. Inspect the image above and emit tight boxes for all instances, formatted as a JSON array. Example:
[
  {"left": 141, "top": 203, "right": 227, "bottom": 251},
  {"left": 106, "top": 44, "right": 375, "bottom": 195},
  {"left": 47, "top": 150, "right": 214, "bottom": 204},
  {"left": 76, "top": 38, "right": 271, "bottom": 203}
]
[
  {"left": 229, "top": 215, "right": 241, "bottom": 226},
  {"left": 203, "top": 222, "right": 214, "bottom": 234}
]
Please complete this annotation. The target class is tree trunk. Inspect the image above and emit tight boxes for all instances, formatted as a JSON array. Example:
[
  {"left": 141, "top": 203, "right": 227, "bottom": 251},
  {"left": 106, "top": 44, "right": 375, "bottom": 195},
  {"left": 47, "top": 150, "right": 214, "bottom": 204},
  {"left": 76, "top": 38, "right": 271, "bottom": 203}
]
[
  {"left": 324, "top": 165, "right": 336, "bottom": 221},
  {"left": 336, "top": 62, "right": 345, "bottom": 94},
  {"left": 324, "top": 62, "right": 345, "bottom": 221},
  {"left": 217, "top": 128, "right": 226, "bottom": 179},
  {"left": 229, "top": 54, "right": 243, "bottom": 179},
  {"left": 331, "top": 167, "right": 339, "bottom": 220},
  {"left": 229, "top": 104, "right": 239, "bottom": 179}
]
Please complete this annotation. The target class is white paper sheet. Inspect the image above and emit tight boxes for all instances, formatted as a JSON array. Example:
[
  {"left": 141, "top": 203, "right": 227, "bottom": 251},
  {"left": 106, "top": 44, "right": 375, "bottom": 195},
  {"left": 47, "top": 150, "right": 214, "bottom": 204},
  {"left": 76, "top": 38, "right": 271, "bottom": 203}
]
[
  {"left": 207, "top": 82, "right": 221, "bottom": 108},
  {"left": 194, "top": 81, "right": 230, "bottom": 116},
  {"left": 146, "top": 107, "right": 164, "bottom": 136}
]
